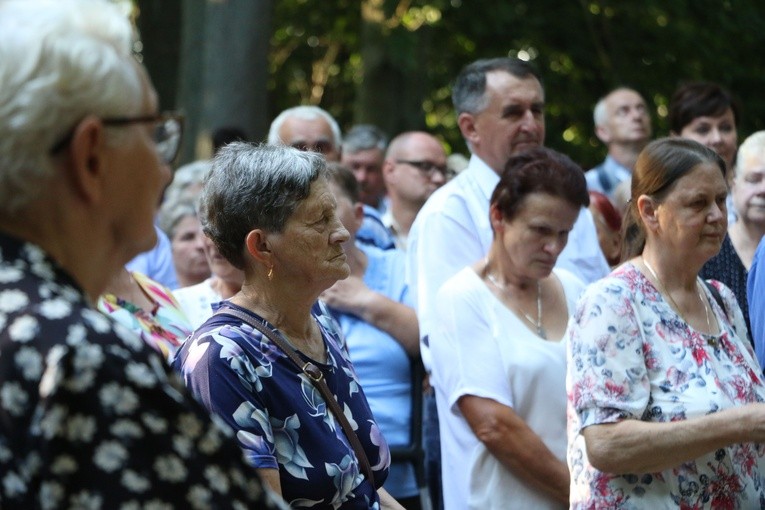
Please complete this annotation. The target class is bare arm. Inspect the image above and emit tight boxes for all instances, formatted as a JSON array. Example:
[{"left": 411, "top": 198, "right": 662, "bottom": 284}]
[
  {"left": 321, "top": 276, "right": 419, "bottom": 356},
  {"left": 257, "top": 468, "right": 282, "bottom": 496},
  {"left": 378, "top": 487, "right": 406, "bottom": 510},
  {"left": 583, "top": 403, "right": 765, "bottom": 474},
  {"left": 459, "top": 395, "right": 569, "bottom": 504}
]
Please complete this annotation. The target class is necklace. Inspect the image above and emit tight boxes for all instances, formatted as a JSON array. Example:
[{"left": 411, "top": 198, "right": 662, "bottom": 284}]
[
  {"left": 486, "top": 270, "right": 546, "bottom": 339},
  {"left": 642, "top": 257, "right": 716, "bottom": 346}
]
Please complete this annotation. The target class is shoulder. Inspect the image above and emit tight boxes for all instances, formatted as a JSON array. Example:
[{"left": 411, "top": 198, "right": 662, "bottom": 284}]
[{"left": 437, "top": 266, "right": 482, "bottom": 302}]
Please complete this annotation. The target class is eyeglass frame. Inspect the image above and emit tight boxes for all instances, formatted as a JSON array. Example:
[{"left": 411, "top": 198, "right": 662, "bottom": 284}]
[
  {"left": 48, "top": 111, "right": 184, "bottom": 165},
  {"left": 395, "top": 159, "right": 449, "bottom": 178}
]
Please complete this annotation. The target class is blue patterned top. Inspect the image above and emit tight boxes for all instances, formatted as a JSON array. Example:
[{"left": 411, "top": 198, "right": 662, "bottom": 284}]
[{"left": 173, "top": 301, "right": 390, "bottom": 509}]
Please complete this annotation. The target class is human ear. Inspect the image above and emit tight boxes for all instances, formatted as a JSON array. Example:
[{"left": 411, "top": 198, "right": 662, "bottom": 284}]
[
  {"left": 636, "top": 195, "right": 659, "bottom": 232},
  {"left": 489, "top": 204, "right": 505, "bottom": 233},
  {"left": 457, "top": 112, "right": 479, "bottom": 146},
  {"left": 244, "top": 229, "right": 273, "bottom": 266},
  {"left": 65, "top": 115, "right": 107, "bottom": 205}
]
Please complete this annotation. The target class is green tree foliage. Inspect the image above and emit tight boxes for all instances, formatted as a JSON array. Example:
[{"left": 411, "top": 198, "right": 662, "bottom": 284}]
[
  {"left": 266, "top": 0, "right": 765, "bottom": 167},
  {"left": 137, "top": 0, "right": 765, "bottom": 166}
]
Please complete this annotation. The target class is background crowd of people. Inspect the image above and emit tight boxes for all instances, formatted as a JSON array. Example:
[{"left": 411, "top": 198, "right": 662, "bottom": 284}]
[{"left": 3, "top": 0, "right": 765, "bottom": 509}]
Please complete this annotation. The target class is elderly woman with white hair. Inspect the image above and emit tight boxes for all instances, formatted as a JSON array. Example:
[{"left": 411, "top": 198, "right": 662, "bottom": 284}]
[
  {"left": 0, "top": 0, "right": 285, "bottom": 507},
  {"left": 159, "top": 197, "right": 210, "bottom": 288},
  {"left": 700, "top": 130, "right": 765, "bottom": 347},
  {"left": 173, "top": 142, "right": 404, "bottom": 509}
]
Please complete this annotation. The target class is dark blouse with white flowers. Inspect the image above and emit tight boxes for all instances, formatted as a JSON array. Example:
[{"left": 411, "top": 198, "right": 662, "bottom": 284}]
[
  {"left": 173, "top": 301, "right": 390, "bottom": 509},
  {"left": 0, "top": 232, "right": 283, "bottom": 509}
]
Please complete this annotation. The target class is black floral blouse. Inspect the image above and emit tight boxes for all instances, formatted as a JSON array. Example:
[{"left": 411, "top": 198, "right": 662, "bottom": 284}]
[{"left": 0, "top": 232, "right": 285, "bottom": 509}]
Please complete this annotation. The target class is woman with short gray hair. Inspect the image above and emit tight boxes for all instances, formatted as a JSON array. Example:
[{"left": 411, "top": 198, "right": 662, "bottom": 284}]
[{"left": 173, "top": 143, "right": 404, "bottom": 509}]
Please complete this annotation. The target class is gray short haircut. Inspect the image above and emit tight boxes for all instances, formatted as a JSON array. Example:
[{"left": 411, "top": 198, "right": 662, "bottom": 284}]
[
  {"left": 158, "top": 197, "right": 198, "bottom": 240},
  {"left": 735, "top": 130, "right": 765, "bottom": 177},
  {"left": 452, "top": 57, "right": 541, "bottom": 116},
  {"left": 0, "top": 0, "right": 143, "bottom": 214},
  {"left": 163, "top": 159, "right": 212, "bottom": 204},
  {"left": 341, "top": 124, "right": 388, "bottom": 154},
  {"left": 199, "top": 142, "right": 327, "bottom": 269},
  {"left": 267, "top": 105, "right": 342, "bottom": 149}
]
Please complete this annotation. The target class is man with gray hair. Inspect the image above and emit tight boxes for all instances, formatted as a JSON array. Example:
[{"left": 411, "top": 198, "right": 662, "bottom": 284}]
[
  {"left": 0, "top": 0, "right": 283, "bottom": 507},
  {"left": 407, "top": 57, "right": 610, "bottom": 510},
  {"left": 268, "top": 107, "right": 395, "bottom": 250},
  {"left": 586, "top": 87, "right": 652, "bottom": 199},
  {"left": 267, "top": 105, "right": 342, "bottom": 161},
  {"left": 341, "top": 124, "right": 389, "bottom": 211}
]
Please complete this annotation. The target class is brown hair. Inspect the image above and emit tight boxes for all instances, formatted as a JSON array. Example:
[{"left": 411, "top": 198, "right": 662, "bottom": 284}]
[
  {"left": 490, "top": 147, "right": 588, "bottom": 222},
  {"left": 621, "top": 137, "right": 726, "bottom": 260},
  {"left": 669, "top": 82, "right": 739, "bottom": 134}
]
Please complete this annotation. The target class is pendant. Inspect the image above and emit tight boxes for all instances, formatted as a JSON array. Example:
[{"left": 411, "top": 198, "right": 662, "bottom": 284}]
[{"left": 537, "top": 325, "right": 547, "bottom": 340}]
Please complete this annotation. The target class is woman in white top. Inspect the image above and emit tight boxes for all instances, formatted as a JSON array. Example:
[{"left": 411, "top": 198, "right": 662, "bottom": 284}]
[
  {"left": 432, "top": 147, "right": 589, "bottom": 510},
  {"left": 173, "top": 234, "right": 244, "bottom": 328}
]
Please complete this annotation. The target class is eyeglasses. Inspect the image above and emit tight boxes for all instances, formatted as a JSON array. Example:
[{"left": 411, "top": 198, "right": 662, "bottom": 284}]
[
  {"left": 49, "top": 111, "right": 184, "bottom": 165},
  {"left": 396, "top": 159, "right": 448, "bottom": 177}
]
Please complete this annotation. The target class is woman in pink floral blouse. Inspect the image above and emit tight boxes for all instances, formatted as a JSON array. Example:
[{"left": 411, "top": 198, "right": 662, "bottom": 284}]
[{"left": 567, "top": 138, "right": 765, "bottom": 509}]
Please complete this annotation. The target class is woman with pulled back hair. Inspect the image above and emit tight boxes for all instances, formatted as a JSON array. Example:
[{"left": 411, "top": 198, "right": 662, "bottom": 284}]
[{"left": 567, "top": 137, "right": 765, "bottom": 508}]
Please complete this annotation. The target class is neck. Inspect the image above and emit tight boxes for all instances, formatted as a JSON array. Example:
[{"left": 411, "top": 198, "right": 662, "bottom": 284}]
[
  {"left": 484, "top": 245, "right": 537, "bottom": 291},
  {"left": 0, "top": 205, "right": 125, "bottom": 304},
  {"left": 211, "top": 275, "right": 242, "bottom": 299},
  {"left": 387, "top": 197, "right": 422, "bottom": 238},
  {"left": 609, "top": 142, "right": 645, "bottom": 171},
  {"left": 235, "top": 274, "right": 317, "bottom": 340},
  {"left": 640, "top": 247, "right": 698, "bottom": 290}
]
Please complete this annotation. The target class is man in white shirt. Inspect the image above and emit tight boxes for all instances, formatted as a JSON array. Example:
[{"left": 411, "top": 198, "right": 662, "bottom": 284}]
[
  {"left": 407, "top": 57, "right": 610, "bottom": 510},
  {"left": 586, "top": 87, "right": 652, "bottom": 200}
]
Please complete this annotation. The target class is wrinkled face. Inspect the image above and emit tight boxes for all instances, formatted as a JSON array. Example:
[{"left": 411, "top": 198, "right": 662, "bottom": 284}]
[
  {"left": 649, "top": 162, "right": 728, "bottom": 264},
  {"left": 385, "top": 134, "right": 447, "bottom": 206},
  {"left": 341, "top": 148, "right": 386, "bottom": 208},
  {"left": 600, "top": 89, "right": 652, "bottom": 146},
  {"left": 278, "top": 116, "right": 340, "bottom": 162},
  {"left": 202, "top": 235, "right": 243, "bottom": 285},
  {"left": 107, "top": 65, "right": 172, "bottom": 261},
  {"left": 461, "top": 71, "right": 545, "bottom": 172},
  {"left": 678, "top": 108, "right": 738, "bottom": 170},
  {"left": 492, "top": 193, "right": 579, "bottom": 280},
  {"left": 268, "top": 177, "right": 350, "bottom": 288},
  {"left": 171, "top": 215, "right": 210, "bottom": 284},
  {"left": 732, "top": 151, "right": 765, "bottom": 226}
]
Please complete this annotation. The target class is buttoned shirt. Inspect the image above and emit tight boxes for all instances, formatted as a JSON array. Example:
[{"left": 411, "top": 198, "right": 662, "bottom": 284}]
[{"left": 585, "top": 154, "right": 632, "bottom": 200}]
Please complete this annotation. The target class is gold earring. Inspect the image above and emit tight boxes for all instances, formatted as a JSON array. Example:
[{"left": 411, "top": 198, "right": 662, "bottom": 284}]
[{"left": 267, "top": 266, "right": 274, "bottom": 281}]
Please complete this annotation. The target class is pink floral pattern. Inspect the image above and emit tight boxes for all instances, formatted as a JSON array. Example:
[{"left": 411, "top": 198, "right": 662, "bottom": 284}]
[{"left": 567, "top": 263, "right": 765, "bottom": 509}]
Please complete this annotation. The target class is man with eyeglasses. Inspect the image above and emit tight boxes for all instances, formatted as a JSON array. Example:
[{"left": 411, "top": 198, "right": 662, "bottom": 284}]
[
  {"left": 0, "top": 0, "right": 285, "bottom": 507},
  {"left": 382, "top": 132, "right": 448, "bottom": 251}
]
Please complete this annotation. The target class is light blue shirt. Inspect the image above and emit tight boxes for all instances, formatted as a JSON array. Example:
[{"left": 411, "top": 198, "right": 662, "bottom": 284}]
[
  {"left": 329, "top": 242, "right": 416, "bottom": 498},
  {"left": 748, "top": 236, "right": 765, "bottom": 370},
  {"left": 126, "top": 225, "right": 178, "bottom": 290}
]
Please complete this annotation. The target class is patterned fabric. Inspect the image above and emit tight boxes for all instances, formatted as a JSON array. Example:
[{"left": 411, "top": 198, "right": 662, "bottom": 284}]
[
  {"left": 567, "top": 262, "right": 765, "bottom": 509},
  {"left": 173, "top": 301, "right": 390, "bottom": 509},
  {"left": 0, "top": 231, "right": 284, "bottom": 509},
  {"left": 98, "top": 271, "right": 192, "bottom": 363},
  {"left": 358, "top": 205, "right": 396, "bottom": 251},
  {"left": 701, "top": 233, "right": 753, "bottom": 347}
]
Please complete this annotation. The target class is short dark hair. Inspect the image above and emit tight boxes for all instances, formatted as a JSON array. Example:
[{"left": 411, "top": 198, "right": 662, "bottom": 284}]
[
  {"left": 490, "top": 147, "right": 588, "bottom": 222},
  {"left": 621, "top": 137, "right": 726, "bottom": 260},
  {"left": 668, "top": 82, "right": 740, "bottom": 134},
  {"left": 452, "top": 57, "right": 542, "bottom": 116},
  {"left": 325, "top": 162, "right": 360, "bottom": 203}
]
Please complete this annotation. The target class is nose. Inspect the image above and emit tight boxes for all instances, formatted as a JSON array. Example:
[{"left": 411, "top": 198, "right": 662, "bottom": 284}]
[
  {"left": 194, "top": 232, "right": 206, "bottom": 250},
  {"left": 709, "top": 128, "right": 723, "bottom": 145},
  {"left": 708, "top": 201, "right": 725, "bottom": 223},
  {"left": 331, "top": 222, "right": 351, "bottom": 245},
  {"left": 432, "top": 169, "right": 447, "bottom": 184}
]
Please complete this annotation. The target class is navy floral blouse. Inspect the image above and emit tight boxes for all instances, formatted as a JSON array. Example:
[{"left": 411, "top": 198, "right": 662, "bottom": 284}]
[{"left": 173, "top": 301, "right": 390, "bottom": 509}]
